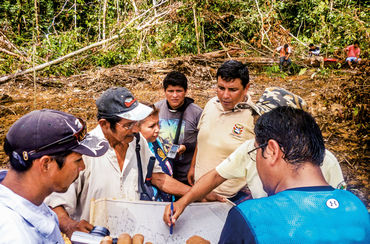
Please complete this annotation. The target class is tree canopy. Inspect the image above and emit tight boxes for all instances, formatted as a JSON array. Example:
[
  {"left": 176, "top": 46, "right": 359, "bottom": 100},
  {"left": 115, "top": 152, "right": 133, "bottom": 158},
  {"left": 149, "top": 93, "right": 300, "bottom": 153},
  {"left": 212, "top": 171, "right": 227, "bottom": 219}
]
[{"left": 0, "top": 0, "right": 368, "bottom": 76}]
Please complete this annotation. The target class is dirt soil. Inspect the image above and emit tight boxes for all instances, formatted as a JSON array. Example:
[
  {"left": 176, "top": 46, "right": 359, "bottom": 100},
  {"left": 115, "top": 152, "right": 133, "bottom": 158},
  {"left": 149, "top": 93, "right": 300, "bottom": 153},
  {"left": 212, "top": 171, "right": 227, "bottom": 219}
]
[{"left": 0, "top": 54, "right": 368, "bottom": 207}]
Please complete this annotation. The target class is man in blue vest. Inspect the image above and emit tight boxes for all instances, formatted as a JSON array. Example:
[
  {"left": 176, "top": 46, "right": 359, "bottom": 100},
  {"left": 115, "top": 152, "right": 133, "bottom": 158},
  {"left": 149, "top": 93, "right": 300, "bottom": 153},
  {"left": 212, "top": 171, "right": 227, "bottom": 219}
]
[{"left": 219, "top": 107, "right": 369, "bottom": 243}]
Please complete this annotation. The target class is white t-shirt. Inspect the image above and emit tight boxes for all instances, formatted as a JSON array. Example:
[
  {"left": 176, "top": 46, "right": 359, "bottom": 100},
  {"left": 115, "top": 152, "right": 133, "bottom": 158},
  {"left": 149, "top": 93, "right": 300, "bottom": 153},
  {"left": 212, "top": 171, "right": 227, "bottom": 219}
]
[
  {"left": 0, "top": 184, "right": 64, "bottom": 243},
  {"left": 45, "top": 126, "right": 163, "bottom": 222}
]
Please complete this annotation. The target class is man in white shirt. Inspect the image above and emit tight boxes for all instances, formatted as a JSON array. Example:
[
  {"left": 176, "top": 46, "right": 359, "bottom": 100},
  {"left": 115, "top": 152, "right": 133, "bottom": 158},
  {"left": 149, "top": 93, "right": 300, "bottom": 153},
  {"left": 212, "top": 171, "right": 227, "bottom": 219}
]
[
  {"left": 46, "top": 87, "right": 212, "bottom": 238},
  {"left": 0, "top": 109, "right": 109, "bottom": 243}
]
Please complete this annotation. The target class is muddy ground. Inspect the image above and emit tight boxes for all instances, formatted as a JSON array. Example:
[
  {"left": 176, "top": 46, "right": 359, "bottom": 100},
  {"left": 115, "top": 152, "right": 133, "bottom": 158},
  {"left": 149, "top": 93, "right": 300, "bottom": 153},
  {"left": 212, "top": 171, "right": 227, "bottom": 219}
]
[{"left": 0, "top": 53, "right": 368, "bottom": 207}]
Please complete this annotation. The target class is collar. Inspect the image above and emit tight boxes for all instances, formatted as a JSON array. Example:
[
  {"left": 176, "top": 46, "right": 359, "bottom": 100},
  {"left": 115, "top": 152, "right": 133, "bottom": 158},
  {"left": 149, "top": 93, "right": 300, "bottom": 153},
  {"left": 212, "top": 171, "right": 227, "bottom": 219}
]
[
  {"left": 166, "top": 97, "right": 194, "bottom": 113},
  {"left": 284, "top": 185, "right": 335, "bottom": 192},
  {"left": 214, "top": 93, "right": 254, "bottom": 114},
  {"left": 0, "top": 184, "right": 58, "bottom": 238}
]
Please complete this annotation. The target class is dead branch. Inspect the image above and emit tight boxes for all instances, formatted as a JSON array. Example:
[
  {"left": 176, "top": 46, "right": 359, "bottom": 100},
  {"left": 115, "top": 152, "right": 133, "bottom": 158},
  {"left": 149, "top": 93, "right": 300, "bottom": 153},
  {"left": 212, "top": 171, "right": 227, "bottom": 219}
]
[
  {"left": 219, "top": 41, "right": 231, "bottom": 59},
  {"left": 279, "top": 25, "right": 307, "bottom": 47},
  {"left": 254, "top": 0, "right": 273, "bottom": 53},
  {"left": 0, "top": 47, "right": 31, "bottom": 63},
  {"left": 0, "top": 31, "right": 26, "bottom": 56},
  {"left": 211, "top": 17, "right": 269, "bottom": 56}
]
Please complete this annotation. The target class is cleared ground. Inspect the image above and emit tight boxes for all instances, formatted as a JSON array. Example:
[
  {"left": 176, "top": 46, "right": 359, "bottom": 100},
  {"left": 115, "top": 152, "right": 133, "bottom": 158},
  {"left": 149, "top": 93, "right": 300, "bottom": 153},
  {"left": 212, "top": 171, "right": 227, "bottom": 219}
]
[{"left": 0, "top": 55, "right": 368, "bottom": 207}]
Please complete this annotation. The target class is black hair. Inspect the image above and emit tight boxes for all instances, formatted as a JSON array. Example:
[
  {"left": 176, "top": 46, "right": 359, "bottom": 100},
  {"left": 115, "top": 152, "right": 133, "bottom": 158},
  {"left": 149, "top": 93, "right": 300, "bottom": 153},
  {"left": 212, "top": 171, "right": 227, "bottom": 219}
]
[
  {"left": 309, "top": 43, "right": 314, "bottom": 47},
  {"left": 216, "top": 60, "right": 250, "bottom": 88},
  {"left": 51, "top": 150, "right": 73, "bottom": 169},
  {"left": 254, "top": 106, "right": 325, "bottom": 166},
  {"left": 4, "top": 138, "right": 33, "bottom": 172},
  {"left": 354, "top": 40, "right": 359, "bottom": 45},
  {"left": 4, "top": 138, "right": 72, "bottom": 171},
  {"left": 163, "top": 71, "right": 188, "bottom": 91},
  {"left": 97, "top": 114, "right": 122, "bottom": 132}
]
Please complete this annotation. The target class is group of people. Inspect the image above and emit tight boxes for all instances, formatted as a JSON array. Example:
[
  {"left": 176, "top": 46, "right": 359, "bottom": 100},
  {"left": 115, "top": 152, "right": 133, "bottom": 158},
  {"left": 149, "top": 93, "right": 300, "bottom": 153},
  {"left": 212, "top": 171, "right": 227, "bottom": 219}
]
[
  {"left": 273, "top": 40, "right": 362, "bottom": 70},
  {"left": 0, "top": 60, "right": 368, "bottom": 243}
]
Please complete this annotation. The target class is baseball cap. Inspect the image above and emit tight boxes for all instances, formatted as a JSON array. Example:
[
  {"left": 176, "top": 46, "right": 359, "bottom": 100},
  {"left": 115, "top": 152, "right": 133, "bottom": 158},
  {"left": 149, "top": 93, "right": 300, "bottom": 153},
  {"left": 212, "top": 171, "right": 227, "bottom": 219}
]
[
  {"left": 250, "top": 87, "right": 307, "bottom": 115},
  {"left": 5, "top": 109, "right": 109, "bottom": 163},
  {"left": 96, "top": 87, "right": 152, "bottom": 121}
]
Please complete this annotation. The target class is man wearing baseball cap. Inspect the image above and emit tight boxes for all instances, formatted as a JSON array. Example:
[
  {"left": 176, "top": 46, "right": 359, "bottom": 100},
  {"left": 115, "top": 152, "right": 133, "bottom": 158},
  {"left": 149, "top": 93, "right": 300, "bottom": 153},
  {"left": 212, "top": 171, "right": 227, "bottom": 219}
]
[
  {"left": 0, "top": 109, "right": 109, "bottom": 243},
  {"left": 164, "top": 87, "right": 346, "bottom": 226},
  {"left": 46, "top": 87, "right": 202, "bottom": 238}
]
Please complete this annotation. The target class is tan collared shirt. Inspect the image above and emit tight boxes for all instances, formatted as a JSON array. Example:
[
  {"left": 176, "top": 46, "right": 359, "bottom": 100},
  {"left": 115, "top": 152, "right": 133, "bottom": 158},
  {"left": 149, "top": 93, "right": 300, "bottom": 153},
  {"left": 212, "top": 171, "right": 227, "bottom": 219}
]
[
  {"left": 195, "top": 96, "right": 255, "bottom": 198},
  {"left": 216, "top": 139, "right": 346, "bottom": 199}
]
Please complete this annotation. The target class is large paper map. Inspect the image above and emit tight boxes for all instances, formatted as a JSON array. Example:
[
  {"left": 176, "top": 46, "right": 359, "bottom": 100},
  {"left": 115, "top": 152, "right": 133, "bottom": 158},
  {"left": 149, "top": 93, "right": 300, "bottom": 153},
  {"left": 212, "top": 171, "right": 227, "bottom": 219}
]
[{"left": 90, "top": 199, "right": 232, "bottom": 243}]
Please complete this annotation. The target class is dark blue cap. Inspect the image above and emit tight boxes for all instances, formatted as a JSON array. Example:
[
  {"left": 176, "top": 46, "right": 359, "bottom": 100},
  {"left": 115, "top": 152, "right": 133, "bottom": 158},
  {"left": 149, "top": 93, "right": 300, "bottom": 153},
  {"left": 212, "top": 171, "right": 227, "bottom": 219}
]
[{"left": 5, "top": 109, "right": 109, "bottom": 162}]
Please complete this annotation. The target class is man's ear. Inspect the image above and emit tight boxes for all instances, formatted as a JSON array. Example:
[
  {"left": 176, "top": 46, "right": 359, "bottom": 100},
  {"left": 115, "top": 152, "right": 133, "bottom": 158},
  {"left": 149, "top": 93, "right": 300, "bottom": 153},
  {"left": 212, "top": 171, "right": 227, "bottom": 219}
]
[
  {"left": 265, "top": 139, "right": 282, "bottom": 165},
  {"left": 243, "top": 83, "right": 251, "bottom": 97},
  {"left": 38, "top": 155, "right": 54, "bottom": 173},
  {"left": 98, "top": 119, "right": 109, "bottom": 130}
]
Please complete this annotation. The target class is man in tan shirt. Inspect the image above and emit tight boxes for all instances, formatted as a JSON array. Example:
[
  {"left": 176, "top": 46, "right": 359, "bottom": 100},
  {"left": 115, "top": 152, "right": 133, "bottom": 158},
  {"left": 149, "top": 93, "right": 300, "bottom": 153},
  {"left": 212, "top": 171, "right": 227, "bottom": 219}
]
[
  {"left": 187, "top": 60, "right": 255, "bottom": 199},
  {"left": 163, "top": 87, "right": 346, "bottom": 228}
]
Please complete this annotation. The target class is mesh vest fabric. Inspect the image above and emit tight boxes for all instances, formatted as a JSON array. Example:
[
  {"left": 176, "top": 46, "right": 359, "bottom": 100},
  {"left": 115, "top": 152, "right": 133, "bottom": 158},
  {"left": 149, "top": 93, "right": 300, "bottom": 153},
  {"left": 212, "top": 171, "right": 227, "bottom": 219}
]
[{"left": 219, "top": 186, "right": 370, "bottom": 244}]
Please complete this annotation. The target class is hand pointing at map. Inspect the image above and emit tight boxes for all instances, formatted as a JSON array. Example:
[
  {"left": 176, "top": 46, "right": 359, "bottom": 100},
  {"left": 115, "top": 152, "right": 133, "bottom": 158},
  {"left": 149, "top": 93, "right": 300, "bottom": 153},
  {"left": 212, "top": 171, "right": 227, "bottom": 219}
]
[
  {"left": 163, "top": 200, "right": 184, "bottom": 227},
  {"left": 163, "top": 190, "right": 225, "bottom": 227}
]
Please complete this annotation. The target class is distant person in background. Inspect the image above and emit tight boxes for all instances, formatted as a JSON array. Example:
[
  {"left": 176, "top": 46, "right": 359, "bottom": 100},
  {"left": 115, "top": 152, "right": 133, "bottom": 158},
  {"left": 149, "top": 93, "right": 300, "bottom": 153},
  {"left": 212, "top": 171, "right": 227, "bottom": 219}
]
[
  {"left": 0, "top": 109, "right": 108, "bottom": 243},
  {"left": 219, "top": 107, "right": 370, "bottom": 243},
  {"left": 273, "top": 43, "right": 292, "bottom": 70},
  {"left": 155, "top": 71, "right": 203, "bottom": 185},
  {"left": 308, "top": 43, "right": 324, "bottom": 68},
  {"left": 345, "top": 40, "right": 361, "bottom": 69}
]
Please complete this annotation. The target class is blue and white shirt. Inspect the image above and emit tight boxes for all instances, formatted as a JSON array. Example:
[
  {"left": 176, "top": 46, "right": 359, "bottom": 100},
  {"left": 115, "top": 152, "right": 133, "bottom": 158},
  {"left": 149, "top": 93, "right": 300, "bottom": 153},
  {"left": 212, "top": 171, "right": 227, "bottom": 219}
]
[{"left": 0, "top": 184, "right": 64, "bottom": 243}]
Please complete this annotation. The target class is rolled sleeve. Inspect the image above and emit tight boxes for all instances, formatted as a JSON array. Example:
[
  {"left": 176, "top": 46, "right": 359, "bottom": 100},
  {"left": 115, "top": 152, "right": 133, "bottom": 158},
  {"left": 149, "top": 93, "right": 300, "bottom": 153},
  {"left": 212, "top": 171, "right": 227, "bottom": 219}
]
[
  {"left": 321, "top": 150, "right": 345, "bottom": 189},
  {"left": 216, "top": 140, "right": 255, "bottom": 179}
]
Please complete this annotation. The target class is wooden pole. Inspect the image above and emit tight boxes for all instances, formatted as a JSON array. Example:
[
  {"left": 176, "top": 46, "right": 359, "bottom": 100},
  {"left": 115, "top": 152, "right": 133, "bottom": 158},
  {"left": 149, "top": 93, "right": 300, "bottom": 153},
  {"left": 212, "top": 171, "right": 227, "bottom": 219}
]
[
  {"left": 193, "top": 4, "right": 200, "bottom": 55},
  {"left": 34, "top": 0, "right": 39, "bottom": 43},
  {"left": 103, "top": 0, "right": 108, "bottom": 42}
]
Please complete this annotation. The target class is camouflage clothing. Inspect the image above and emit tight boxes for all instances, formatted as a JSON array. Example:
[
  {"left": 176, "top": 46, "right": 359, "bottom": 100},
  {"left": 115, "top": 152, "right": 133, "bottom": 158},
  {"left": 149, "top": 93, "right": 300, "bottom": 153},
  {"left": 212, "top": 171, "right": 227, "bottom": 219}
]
[{"left": 249, "top": 87, "right": 306, "bottom": 116}]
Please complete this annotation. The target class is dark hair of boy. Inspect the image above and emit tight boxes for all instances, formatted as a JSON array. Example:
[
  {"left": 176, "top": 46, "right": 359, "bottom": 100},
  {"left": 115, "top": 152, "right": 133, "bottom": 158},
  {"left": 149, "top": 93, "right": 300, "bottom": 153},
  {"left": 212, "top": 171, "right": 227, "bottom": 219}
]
[{"left": 163, "top": 71, "right": 188, "bottom": 91}]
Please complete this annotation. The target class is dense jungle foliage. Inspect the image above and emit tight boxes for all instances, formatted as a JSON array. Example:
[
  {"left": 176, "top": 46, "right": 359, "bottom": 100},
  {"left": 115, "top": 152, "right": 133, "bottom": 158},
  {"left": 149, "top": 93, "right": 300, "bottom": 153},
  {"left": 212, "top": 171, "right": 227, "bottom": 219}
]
[{"left": 0, "top": 0, "right": 368, "bottom": 76}]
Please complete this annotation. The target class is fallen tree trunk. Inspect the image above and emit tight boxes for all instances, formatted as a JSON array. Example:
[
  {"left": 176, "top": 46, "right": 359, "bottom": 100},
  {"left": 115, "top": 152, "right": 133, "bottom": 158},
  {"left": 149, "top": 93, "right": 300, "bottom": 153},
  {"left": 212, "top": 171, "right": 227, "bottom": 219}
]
[{"left": 0, "top": 1, "right": 169, "bottom": 84}]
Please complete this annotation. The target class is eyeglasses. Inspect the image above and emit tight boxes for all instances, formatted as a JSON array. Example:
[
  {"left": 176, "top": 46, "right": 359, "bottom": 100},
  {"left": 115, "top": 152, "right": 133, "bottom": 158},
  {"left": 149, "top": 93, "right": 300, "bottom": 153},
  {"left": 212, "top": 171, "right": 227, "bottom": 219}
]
[
  {"left": 247, "top": 143, "right": 267, "bottom": 161},
  {"left": 117, "top": 121, "right": 138, "bottom": 130},
  {"left": 27, "top": 118, "right": 87, "bottom": 157}
]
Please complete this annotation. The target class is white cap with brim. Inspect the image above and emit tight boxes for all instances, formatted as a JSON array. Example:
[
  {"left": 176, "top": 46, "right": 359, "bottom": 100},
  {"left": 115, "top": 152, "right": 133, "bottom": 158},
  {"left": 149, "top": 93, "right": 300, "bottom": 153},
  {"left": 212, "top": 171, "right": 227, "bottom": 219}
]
[
  {"left": 96, "top": 87, "right": 153, "bottom": 121},
  {"left": 115, "top": 102, "right": 153, "bottom": 121}
]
